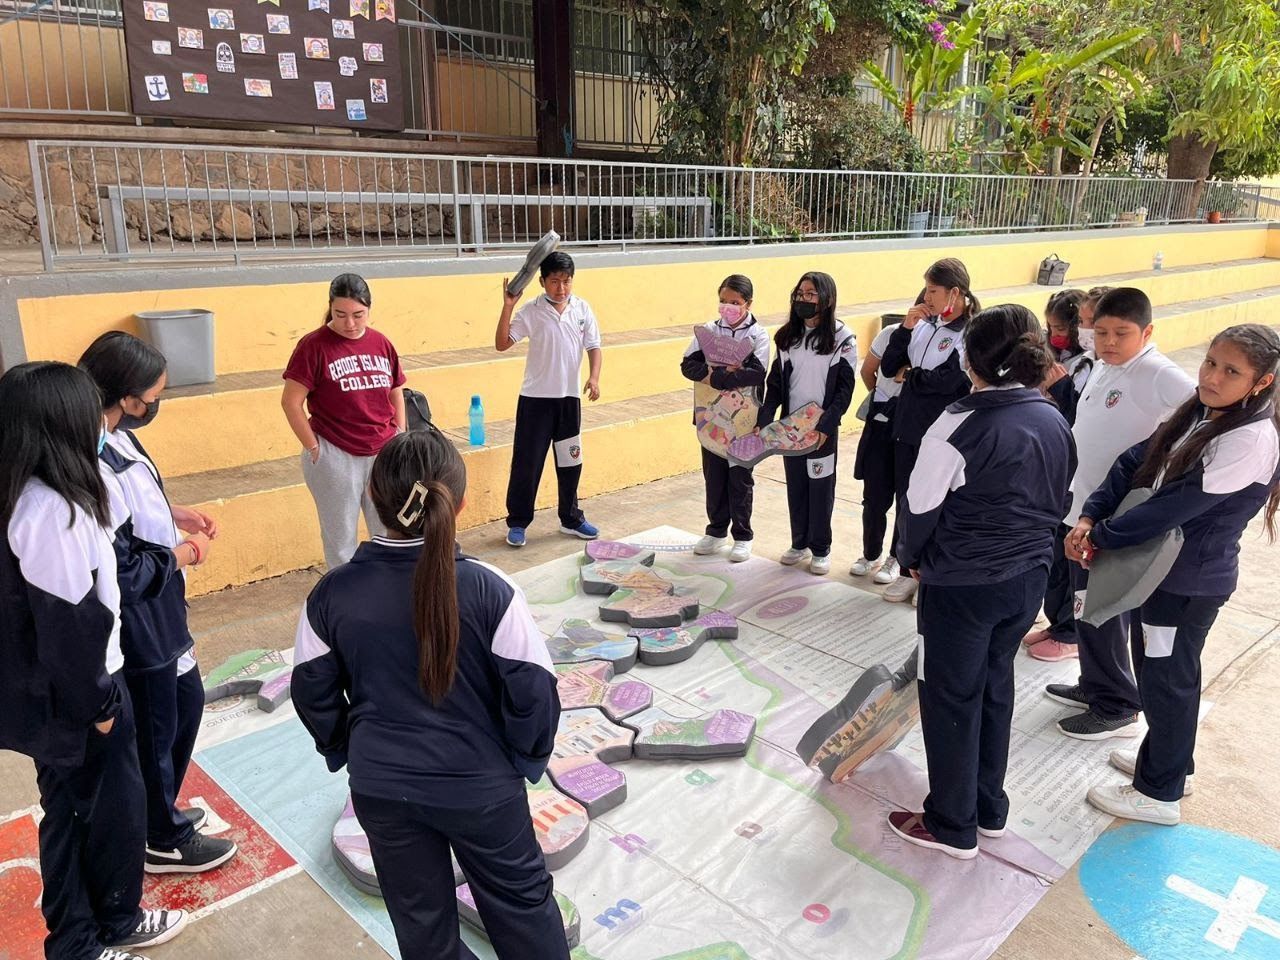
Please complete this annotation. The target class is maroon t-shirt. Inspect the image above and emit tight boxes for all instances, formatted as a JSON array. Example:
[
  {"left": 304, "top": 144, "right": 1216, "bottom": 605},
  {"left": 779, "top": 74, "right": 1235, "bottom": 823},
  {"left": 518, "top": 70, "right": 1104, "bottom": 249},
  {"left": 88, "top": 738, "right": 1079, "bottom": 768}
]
[{"left": 282, "top": 324, "right": 406, "bottom": 457}]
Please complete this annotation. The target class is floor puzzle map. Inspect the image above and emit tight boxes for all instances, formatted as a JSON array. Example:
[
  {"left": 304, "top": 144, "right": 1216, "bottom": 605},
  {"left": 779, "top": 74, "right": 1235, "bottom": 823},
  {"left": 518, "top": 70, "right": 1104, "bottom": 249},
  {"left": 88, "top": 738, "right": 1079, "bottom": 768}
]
[{"left": 166, "top": 527, "right": 1149, "bottom": 960}]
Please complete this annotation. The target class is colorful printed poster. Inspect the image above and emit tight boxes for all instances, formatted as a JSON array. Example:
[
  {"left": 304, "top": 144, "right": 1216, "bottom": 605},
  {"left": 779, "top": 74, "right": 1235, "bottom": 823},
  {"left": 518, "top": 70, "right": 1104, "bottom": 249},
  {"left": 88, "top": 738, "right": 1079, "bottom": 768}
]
[
  {"left": 304, "top": 37, "right": 330, "bottom": 59},
  {"left": 177, "top": 27, "right": 203, "bottom": 49},
  {"left": 182, "top": 72, "right": 210, "bottom": 94},
  {"left": 277, "top": 52, "right": 297, "bottom": 78},
  {"left": 346, "top": 98, "right": 366, "bottom": 121},
  {"left": 244, "top": 78, "right": 273, "bottom": 97},
  {"left": 207, "top": 7, "right": 235, "bottom": 29},
  {"left": 142, "top": 1, "right": 169, "bottom": 21},
  {"left": 332, "top": 18, "right": 355, "bottom": 38},
  {"left": 338, "top": 55, "right": 357, "bottom": 76},
  {"left": 240, "top": 33, "right": 266, "bottom": 54},
  {"left": 266, "top": 14, "right": 290, "bottom": 33},
  {"left": 349, "top": 0, "right": 370, "bottom": 17},
  {"left": 215, "top": 41, "right": 235, "bottom": 71},
  {"left": 374, "top": 0, "right": 394, "bottom": 22},
  {"left": 308, "top": 0, "right": 329, "bottom": 9},
  {"left": 369, "top": 77, "right": 387, "bottom": 103},
  {"left": 361, "top": 42, "right": 383, "bottom": 62},
  {"left": 152, "top": 39, "right": 172, "bottom": 54},
  {"left": 314, "top": 80, "right": 335, "bottom": 109},
  {"left": 144, "top": 75, "right": 170, "bottom": 101}
]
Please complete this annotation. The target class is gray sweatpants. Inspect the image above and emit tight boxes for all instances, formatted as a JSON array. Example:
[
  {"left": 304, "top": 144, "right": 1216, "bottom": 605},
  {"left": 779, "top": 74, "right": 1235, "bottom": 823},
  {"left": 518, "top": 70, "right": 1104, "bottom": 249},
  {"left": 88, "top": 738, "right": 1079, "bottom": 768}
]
[{"left": 301, "top": 435, "right": 385, "bottom": 569}]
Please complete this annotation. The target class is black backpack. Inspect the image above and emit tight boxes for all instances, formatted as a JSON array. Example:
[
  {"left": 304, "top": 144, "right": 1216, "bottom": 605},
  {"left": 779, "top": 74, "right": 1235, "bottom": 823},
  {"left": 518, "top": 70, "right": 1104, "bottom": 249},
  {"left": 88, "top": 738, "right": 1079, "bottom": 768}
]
[{"left": 404, "top": 388, "right": 433, "bottom": 430}]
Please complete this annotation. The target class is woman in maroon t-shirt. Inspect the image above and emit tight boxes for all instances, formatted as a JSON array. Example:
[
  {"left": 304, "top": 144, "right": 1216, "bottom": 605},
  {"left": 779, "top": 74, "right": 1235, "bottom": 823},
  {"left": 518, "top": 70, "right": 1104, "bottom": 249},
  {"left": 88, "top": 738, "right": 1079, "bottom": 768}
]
[{"left": 282, "top": 274, "right": 407, "bottom": 568}]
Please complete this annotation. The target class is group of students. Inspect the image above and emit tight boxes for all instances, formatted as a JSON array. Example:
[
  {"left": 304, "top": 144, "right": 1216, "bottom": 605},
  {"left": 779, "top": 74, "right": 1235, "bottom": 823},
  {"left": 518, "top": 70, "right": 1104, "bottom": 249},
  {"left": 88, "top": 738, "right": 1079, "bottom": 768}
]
[{"left": 1, "top": 335, "right": 242, "bottom": 960}]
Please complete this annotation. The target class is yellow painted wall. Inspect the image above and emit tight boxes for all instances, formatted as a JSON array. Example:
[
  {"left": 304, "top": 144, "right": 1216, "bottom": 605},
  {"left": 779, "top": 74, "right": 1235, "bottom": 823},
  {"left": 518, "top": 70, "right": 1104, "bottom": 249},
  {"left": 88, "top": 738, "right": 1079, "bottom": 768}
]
[
  {"left": 0, "top": 20, "right": 128, "bottom": 112},
  {"left": 19, "top": 225, "right": 1272, "bottom": 376}
]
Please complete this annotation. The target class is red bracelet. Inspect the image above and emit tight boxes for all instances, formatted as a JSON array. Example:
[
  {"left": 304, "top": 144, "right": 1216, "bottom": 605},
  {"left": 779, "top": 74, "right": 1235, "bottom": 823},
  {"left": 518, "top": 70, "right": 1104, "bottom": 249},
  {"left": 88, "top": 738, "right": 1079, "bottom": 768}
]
[{"left": 187, "top": 539, "right": 203, "bottom": 565}]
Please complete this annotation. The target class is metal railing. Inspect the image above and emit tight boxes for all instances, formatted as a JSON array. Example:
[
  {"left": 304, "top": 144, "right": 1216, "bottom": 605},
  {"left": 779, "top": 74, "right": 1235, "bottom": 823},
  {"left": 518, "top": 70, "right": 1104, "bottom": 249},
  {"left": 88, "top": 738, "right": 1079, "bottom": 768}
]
[
  {"left": 29, "top": 138, "right": 1279, "bottom": 269},
  {"left": 0, "top": 0, "right": 130, "bottom": 116}
]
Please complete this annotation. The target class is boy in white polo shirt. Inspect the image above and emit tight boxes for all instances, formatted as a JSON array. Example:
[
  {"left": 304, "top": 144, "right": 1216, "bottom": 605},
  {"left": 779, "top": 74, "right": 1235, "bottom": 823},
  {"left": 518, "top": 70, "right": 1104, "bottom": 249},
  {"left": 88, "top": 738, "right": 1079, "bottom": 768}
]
[
  {"left": 1044, "top": 287, "right": 1196, "bottom": 739},
  {"left": 495, "top": 251, "right": 603, "bottom": 547}
]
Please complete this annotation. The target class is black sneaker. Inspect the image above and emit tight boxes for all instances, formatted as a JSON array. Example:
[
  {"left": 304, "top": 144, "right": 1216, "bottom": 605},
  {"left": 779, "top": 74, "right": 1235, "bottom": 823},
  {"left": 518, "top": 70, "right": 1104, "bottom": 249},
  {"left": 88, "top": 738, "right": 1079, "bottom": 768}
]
[
  {"left": 145, "top": 832, "right": 238, "bottom": 874},
  {"left": 105, "top": 908, "right": 188, "bottom": 948},
  {"left": 1056, "top": 710, "right": 1140, "bottom": 741},
  {"left": 1044, "top": 682, "right": 1089, "bottom": 707},
  {"left": 180, "top": 806, "right": 207, "bottom": 830},
  {"left": 97, "top": 950, "right": 151, "bottom": 960}
]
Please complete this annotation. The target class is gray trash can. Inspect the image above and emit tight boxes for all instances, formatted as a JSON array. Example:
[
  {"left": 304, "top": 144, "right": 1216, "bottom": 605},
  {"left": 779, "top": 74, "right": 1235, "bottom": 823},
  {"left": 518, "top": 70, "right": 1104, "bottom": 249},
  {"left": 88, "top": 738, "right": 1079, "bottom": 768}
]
[{"left": 135, "top": 309, "right": 215, "bottom": 387}]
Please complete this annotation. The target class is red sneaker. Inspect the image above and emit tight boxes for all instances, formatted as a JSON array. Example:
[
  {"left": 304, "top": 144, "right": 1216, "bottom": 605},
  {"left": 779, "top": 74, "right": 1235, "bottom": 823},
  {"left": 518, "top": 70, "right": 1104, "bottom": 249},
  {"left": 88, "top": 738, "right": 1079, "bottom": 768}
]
[
  {"left": 1022, "top": 628, "right": 1052, "bottom": 647},
  {"left": 1028, "top": 638, "right": 1079, "bottom": 662},
  {"left": 887, "top": 811, "right": 977, "bottom": 860}
]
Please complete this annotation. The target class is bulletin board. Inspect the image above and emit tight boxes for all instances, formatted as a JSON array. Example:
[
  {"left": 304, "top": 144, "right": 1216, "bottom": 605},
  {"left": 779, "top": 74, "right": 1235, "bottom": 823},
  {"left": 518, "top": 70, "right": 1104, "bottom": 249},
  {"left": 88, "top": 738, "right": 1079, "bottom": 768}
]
[{"left": 121, "top": 0, "right": 405, "bottom": 131}]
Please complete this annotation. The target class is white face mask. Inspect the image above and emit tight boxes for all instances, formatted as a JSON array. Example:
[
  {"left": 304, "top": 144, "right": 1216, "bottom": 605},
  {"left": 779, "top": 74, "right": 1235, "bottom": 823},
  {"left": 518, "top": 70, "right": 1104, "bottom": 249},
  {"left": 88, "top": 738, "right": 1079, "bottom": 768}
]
[
  {"left": 1077, "top": 328, "right": 1095, "bottom": 352},
  {"left": 545, "top": 292, "right": 570, "bottom": 305}
]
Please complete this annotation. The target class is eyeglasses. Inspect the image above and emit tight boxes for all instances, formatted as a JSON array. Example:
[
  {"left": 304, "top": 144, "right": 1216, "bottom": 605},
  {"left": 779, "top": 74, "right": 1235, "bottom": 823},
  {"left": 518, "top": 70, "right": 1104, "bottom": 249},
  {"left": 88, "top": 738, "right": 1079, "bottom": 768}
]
[{"left": 792, "top": 291, "right": 820, "bottom": 303}]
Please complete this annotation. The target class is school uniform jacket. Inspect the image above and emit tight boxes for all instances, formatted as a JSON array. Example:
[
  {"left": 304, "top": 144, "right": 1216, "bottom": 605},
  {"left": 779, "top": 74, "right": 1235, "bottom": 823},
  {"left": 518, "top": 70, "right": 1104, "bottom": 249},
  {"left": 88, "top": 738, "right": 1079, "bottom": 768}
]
[
  {"left": 898, "top": 386, "right": 1076, "bottom": 585},
  {"left": 101, "top": 431, "right": 193, "bottom": 672},
  {"left": 680, "top": 315, "right": 771, "bottom": 422},
  {"left": 756, "top": 321, "right": 857, "bottom": 440},
  {"left": 292, "top": 538, "right": 561, "bottom": 807},
  {"left": 1083, "top": 404, "right": 1280, "bottom": 597},
  {"left": 879, "top": 316, "right": 970, "bottom": 446},
  {"left": 0, "top": 478, "right": 127, "bottom": 766},
  {"left": 1046, "top": 349, "right": 1095, "bottom": 426}
]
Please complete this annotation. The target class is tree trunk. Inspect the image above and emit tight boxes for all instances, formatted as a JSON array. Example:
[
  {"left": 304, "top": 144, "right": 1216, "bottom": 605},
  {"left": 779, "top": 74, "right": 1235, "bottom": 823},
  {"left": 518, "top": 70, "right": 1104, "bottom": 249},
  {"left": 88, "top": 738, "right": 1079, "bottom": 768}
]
[{"left": 1167, "top": 133, "right": 1218, "bottom": 220}]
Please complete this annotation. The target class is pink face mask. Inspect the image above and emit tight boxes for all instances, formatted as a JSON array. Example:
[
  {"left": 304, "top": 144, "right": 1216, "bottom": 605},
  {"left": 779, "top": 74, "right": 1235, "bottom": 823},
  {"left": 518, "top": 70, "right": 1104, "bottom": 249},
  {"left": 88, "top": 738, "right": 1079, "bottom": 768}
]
[{"left": 718, "top": 303, "right": 747, "bottom": 326}]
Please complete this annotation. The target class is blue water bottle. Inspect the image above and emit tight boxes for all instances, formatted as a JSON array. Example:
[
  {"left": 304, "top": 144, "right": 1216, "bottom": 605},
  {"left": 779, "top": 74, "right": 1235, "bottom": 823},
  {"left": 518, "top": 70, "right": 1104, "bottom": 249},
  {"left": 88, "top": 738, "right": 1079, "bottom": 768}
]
[{"left": 468, "top": 394, "right": 485, "bottom": 446}]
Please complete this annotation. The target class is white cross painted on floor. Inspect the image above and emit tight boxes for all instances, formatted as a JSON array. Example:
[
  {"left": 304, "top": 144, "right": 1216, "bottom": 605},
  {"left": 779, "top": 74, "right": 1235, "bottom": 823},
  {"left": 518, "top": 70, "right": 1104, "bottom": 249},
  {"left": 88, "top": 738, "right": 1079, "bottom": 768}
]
[{"left": 1166, "top": 873, "right": 1280, "bottom": 951}]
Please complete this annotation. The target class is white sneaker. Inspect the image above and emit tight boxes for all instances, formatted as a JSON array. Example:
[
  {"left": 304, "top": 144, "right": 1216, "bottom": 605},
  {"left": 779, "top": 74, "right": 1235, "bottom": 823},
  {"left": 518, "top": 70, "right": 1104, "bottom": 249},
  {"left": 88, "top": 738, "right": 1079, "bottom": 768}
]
[
  {"left": 694, "top": 535, "right": 727, "bottom": 556},
  {"left": 883, "top": 575, "right": 918, "bottom": 603},
  {"left": 1109, "top": 748, "right": 1195, "bottom": 795},
  {"left": 809, "top": 554, "right": 831, "bottom": 576},
  {"left": 1086, "top": 783, "right": 1180, "bottom": 825},
  {"left": 850, "top": 556, "right": 880, "bottom": 577},
  {"left": 873, "top": 557, "right": 900, "bottom": 585},
  {"left": 729, "top": 541, "right": 752, "bottom": 563},
  {"left": 780, "top": 547, "right": 810, "bottom": 566}
]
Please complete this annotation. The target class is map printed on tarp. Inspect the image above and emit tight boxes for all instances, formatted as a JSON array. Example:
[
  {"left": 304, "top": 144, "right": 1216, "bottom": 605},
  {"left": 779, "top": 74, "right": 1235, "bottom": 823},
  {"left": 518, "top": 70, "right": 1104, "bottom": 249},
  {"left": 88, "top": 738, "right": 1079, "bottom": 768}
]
[{"left": 194, "top": 527, "right": 1147, "bottom": 960}]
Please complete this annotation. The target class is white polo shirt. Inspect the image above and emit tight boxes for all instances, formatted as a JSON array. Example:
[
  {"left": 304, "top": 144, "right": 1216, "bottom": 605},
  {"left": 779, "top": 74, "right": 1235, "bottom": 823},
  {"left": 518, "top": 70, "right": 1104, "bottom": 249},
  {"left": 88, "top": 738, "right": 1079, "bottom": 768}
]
[
  {"left": 509, "top": 294, "right": 602, "bottom": 399},
  {"left": 1066, "top": 343, "right": 1196, "bottom": 525},
  {"left": 869, "top": 323, "right": 903, "bottom": 403}
]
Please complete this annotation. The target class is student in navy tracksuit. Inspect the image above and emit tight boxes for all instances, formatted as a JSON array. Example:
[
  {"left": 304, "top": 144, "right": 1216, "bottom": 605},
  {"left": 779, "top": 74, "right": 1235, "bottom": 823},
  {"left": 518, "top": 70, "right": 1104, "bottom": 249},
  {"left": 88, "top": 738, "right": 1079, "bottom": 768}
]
[
  {"left": 0, "top": 362, "right": 186, "bottom": 960},
  {"left": 79, "top": 332, "right": 238, "bottom": 875},
  {"left": 681, "top": 274, "right": 771, "bottom": 563},
  {"left": 879, "top": 258, "right": 981, "bottom": 603},
  {"left": 888, "top": 305, "right": 1075, "bottom": 860},
  {"left": 292, "top": 427, "right": 568, "bottom": 960},
  {"left": 1024, "top": 289, "right": 1095, "bottom": 663},
  {"left": 1072, "top": 324, "right": 1280, "bottom": 825},
  {"left": 757, "top": 271, "right": 857, "bottom": 577}
]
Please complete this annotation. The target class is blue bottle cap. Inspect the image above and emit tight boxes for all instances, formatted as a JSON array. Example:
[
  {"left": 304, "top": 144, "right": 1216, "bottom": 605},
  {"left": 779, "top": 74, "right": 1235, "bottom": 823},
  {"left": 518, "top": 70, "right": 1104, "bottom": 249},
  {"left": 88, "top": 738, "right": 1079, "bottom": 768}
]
[{"left": 471, "top": 394, "right": 481, "bottom": 405}]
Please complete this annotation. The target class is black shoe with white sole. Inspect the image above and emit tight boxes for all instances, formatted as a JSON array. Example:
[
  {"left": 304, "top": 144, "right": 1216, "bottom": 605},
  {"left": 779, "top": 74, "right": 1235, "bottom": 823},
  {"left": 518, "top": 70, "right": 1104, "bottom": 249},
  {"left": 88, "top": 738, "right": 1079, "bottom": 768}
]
[
  {"left": 145, "top": 832, "right": 238, "bottom": 874},
  {"left": 1056, "top": 710, "right": 1139, "bottom": 741},
  {"left": 1043, "top": 682, "right": 1089, "bottom": 707},
  {"left": 180, "top": 806, "right": 207, "bottom": 831},
  {"left": 97, "top": 950, "right": 151, "bottom": 960},
  {"left": 105, "top": 908, "right": 188, "bottom": 949}
]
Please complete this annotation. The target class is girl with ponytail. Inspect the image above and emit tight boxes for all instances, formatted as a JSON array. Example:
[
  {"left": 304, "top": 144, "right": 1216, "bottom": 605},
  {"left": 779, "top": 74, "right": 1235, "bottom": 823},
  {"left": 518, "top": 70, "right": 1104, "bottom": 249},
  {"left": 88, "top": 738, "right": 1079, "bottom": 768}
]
[
  {"left": 1071, "top": 323, "right": 1280, "bottom": 827},
  {"left": 291, "top": 428, "right": 569, "bottom": 959}
]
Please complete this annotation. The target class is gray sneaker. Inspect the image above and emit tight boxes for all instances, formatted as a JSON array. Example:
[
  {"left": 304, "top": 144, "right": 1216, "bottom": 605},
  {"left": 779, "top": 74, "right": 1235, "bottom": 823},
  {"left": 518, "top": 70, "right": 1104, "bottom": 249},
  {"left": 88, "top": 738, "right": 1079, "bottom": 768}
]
[
  {"left": 97, "top": 951, "right": 151, "bottom": 960},
  {"left": 1044, "top": 682, "right": 1088, "bottom": 707},
  {"left": 1057, "top": 710, "right": 1139, "bottom": 741},
  {"left": 106, "top": 908, "right": 188, "bottom": 949}
]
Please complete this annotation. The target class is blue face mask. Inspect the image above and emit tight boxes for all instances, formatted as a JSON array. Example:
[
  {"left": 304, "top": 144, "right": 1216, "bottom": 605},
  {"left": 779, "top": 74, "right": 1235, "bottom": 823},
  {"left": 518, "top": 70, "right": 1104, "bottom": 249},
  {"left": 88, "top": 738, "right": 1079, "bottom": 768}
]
[{"left": 97, "top": 426, "right": 107, "bottom": 454}]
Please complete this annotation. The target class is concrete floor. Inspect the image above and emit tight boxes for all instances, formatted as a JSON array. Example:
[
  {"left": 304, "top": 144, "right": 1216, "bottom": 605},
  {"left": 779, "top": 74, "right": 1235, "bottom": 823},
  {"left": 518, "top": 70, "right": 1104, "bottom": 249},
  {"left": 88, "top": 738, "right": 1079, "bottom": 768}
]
[{"left": 2, "top": 337, "right": 1277, "bottom": 960}]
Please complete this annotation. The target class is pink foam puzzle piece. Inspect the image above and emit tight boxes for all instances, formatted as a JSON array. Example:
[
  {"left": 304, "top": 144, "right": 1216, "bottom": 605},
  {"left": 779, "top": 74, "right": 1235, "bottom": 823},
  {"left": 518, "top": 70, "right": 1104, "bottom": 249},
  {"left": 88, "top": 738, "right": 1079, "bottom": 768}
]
[
  {"left": 694, "top": 325, "right": 755, "bottom": 367},
  {"left": 202, "top": 648, "right": 293, "bottom": 713},
  {"left": 547, "top": 707, "right": 636, "bottom": 817},
  {"left": 547, "top": 619, "right": 639, "bottom": 673},
  {"left": 556, "top": 660, "right": 653, "bottom": 720},
  {"left": 584, "top": 540, "right": 652, "bottom": 562},
  {"left": 458, "top": 883, "right": 581, "bottom": 948},
  {"left": 579, "top": 556, "right": 664, "bottom": 596},
  {"left": 598, "top": 587, "right": 700, "bottom": 628},
  {"left": 694, "top": 382, "right": 760, "bottom": 459},
  {"left": 726, "top": 401, "right": 825, "bottom": 468},
  {"left": 630, "top": 610, "right": 739, "bottom": 666},
  {"left": 630, "top": 706, "right": 757, "bottom": 760}
]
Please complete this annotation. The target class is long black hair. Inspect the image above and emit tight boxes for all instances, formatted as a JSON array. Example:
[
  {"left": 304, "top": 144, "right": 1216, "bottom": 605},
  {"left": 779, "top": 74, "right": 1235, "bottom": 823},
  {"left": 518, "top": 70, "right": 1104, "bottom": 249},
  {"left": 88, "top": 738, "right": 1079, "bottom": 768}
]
[
  {"left": 964, "top": 304, "right": 1054, "bottom": 387},
  {"left": 368, "top": 427, "right": 468, "bottom": 704},
  {"left": 325, "top": 272, "right": 372, "bottom": 326},
  {"left": 925, "top": 258, "right": 980, "bottom": 320},
  {"left": 1132, "top": 323, "right": 1280, "bottom": 538},
  {"left": 776, "top": 271, "right": 839, "bottom": 354},
  {"left": 78, "top": 331, "right": 167, "bottom": 410},
  {"left": 1045, "top": 289, "right": 1086, "bottom": 353},
  {"left": 0, "top": 361, "right": 110, "bottom": 528}
]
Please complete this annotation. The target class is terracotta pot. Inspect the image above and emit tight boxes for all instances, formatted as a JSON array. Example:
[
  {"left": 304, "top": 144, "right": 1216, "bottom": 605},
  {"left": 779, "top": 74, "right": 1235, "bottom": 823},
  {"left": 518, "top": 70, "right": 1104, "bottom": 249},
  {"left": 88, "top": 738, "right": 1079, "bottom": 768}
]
[{"left": 1207, "top": 211, "right": 1223, "bottom": 224}]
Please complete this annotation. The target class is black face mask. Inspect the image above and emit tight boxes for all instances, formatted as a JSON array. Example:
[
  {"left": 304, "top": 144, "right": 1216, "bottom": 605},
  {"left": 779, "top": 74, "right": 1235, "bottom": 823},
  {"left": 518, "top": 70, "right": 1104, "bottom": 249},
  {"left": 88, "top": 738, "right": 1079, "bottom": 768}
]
[
  {"left": 119, "top": 397, "right": 161, "bottom": 430},
  {"left": 793, "top": 301, "right": 818, "bottom": 321}
]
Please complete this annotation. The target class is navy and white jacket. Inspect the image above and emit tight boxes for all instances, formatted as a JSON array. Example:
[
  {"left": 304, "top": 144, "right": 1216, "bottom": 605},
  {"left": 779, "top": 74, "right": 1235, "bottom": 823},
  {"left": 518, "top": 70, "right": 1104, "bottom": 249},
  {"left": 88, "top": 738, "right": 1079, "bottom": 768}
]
[
  {"left": 1084, "top": 404, "right": 1280, "bottom": 597},
  {"left": 879, "top": 316, "right": 970, "bottom": 446},
  {"left": 101, "top": 430, "right": 192, "bottom": 673},
  {"left": 1046, "top": 349, "right": 1095, "bottom": 426},
  {"left": 291, "top": 538, "right": 561, "bottom": 807},
  {"left": 898, "top": 386, "right": 1076, "bottom": 585},
  {"left": 680, "top": 314, "right": 771, "bottom": 421},
  {"left": 757, "top": 321, "right": 857, "bottom": 439},
  {"left": 0, "top": 478, "right": 127, "bottom": 766}
]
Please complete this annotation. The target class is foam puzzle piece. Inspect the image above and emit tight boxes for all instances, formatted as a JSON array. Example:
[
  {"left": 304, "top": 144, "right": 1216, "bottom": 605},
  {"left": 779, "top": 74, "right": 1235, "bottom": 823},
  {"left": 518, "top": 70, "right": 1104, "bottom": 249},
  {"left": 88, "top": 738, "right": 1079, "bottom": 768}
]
[
  {"left": 331, "top": 794, "right": 379, "bottom": 895},
  {"left": 695, "top": 382, "right": 760, "bottom": 459},
  {"left": 630, "top": 706, "right": 756, "bottom": 759},
  {"left": 547, "top": 707, "right": 636, "bottom": 817},
  {"left": 556, "top": 660, "right": 653, "bottom": 720},
  {"left": 457, "top": 883, "right": 581, "bottom": 948},
  {"left": 202, "top": 648, "right": 293, "bottom": 712},
  {"left": 726, "top": 401, "right": 825, "bottom": 468},
  {"left": 547, "top": 619, "right": 639, "bottom": 673},
  {"left": 579, "top": 555, "right": 662, "bottom": 596},
  {"left": 630, "top": 610, "right": 739, "bottom": 666},
  {"left": 694, "top": 325, "right": 755, "bottom": 367},
  {"left": 584, "top": 539, "right": 654, "bottom": 562},
  {"left": 795, "top": 649, "right": 919, "bottom": 783},
  {"left": 599, "top": 587, "right": 701, "bottom": 628},
  {"left": 505, "top": 229, "right": 561, "bottom": 297}
]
